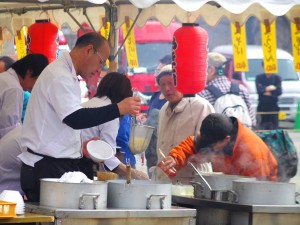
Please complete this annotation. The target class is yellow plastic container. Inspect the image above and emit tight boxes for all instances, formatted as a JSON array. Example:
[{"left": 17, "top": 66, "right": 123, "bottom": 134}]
[
  {"left": 0, "top": 200, "right": 16, "bottom": 218},
  {"left": 97, "top": 171, "right": 118, "bottom": 181}
]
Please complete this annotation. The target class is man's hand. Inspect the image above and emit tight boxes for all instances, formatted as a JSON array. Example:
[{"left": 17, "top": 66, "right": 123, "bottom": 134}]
[
  {"left": 265, "top": 85, "right": 277, "bottom": 92},
  {"left": 263, "top": 91, "right": 272, "bottom": 96},
  {"left": 158, "top": 156, "right": 176, "bottom": 171},
  {"left": 117, "top": 96, "right": 141, "bottom": 116}
]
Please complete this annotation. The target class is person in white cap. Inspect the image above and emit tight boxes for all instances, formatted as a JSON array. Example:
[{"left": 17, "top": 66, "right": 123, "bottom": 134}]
[
  {"left": 199, "top": 52, "right": 256, "bottom": 127},
  {"left": 155, "top": 64, "right": 214, "bottom": 182}
]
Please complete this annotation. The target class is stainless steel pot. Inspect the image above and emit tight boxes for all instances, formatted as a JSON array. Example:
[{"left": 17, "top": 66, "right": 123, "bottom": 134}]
[
  {"left": 107, "top": 180, "right": 172, "bottom": 209},
  {"left": 40, "top": 178, "right": 107, "bottom": 209},
  {"left": 193, "top": 173, "right": 256, "bottom": 200},
  {"left": 232, "top": 180, "right": 296, "bottom": 205},
  {"left": 191, "top": 181, "right": 238, "bottom": 202}
]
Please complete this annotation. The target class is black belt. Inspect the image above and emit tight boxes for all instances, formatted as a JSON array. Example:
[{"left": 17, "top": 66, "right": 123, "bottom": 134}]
[
  {"left": 27, "top": 148, "right": 80, "bottom": 161},
  {"left": 27, "top": 148, "right": 49, "bottom": 158}
]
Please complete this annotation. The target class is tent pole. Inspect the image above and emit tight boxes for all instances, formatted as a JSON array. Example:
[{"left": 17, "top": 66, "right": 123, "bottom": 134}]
[
  {"left": 113, "top": 8, "right": 142, "bottom": 60},
  {"left": 64, "top": 8, "right": 86, "bottom": 32},
  {"left": 83, "top": 7, "right": 96, "bottom": 32}
]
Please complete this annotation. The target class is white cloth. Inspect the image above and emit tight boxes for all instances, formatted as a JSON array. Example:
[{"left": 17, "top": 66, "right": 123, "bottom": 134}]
[
  {"left": 81, "top": 96, "right": 120, "bottom": 170},
  {"left": 0, "top": 125, "right": 25, "bottom": 194},
  {"left": 58, "top": 171, "right": 93, "bottom": 183},
  {"left": 0, "top": 69, "right": 23, "bottom": 139},
  {"left": 20, "top": 52, "right": 82, "bottom": 166}
]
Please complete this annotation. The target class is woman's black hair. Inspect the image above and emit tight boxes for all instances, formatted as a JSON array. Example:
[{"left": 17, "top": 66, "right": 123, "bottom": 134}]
[
  {"left": 94, "top": 72, "right": 133, "bottom": 103},
  {"left": 11, "top": 54, "right": 48, "bottom": 79}
]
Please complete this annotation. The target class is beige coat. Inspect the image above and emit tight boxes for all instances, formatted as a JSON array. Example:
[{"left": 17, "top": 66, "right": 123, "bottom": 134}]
[{"left": 157, "top": 95, "right": 214, "bottom": 162}]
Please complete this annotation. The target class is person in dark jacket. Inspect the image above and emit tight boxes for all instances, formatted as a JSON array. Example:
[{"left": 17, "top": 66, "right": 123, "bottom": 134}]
[
  {"left": 145, "top": 55, "right": 170, "bottom": 176},
  {"left": 255, "top": 62, "right": 282, "bottom": 130}
]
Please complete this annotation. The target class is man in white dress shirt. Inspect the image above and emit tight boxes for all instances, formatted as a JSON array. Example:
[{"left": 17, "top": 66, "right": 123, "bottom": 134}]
[
  {"left": 19, "top": 32, "right": 141, "bottom": 202},
  {"left": 0, "top": 54, "right": 48, "bottom": 139}
]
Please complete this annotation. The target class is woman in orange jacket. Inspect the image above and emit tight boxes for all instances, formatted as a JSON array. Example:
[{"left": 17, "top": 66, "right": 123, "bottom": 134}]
[{"left": 159, "top": 113, "right": 278, "bottom": 181}]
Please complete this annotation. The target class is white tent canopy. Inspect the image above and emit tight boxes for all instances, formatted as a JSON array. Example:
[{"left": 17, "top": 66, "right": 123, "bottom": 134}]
[
  {"left": 0, "top": 0, "right": 300, "bottom": 35},
  {"left": 1, "top": 0, "right": 300, "bottom": 56}
]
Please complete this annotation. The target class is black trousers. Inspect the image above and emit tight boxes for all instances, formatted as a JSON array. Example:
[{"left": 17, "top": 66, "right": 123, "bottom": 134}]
[
  {"left": 78, "top": 157, "right": 96, "bottom": 180},
  {"left": 260, "top": 113, "right": 279, "bottom": 130},
  {"left": 20, "top": 155, "right": 80, "bottom": 202},
  {"left": 257, "top": 104, "right": 279, "bottom": 130}
]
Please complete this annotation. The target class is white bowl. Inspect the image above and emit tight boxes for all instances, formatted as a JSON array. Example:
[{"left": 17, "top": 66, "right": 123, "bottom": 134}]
[
  {"left": 0, "top": 190, "right": 24, "bottom": 214},
  {"left": 0, "top": 190, "right": 24, "bottom": 204},
  {"left": 87, "top": 140, "right": 114, "bottom": 163}
]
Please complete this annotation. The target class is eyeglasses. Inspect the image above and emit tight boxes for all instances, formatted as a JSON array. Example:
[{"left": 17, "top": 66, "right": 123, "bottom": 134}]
[{"left": 93, "top": 47, "right": 106, "bottom": 67}]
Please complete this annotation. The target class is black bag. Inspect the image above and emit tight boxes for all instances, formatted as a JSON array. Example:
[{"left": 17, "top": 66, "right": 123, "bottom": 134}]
[{"left": 255, "top": 129, "right": 298, "bottom": 182}]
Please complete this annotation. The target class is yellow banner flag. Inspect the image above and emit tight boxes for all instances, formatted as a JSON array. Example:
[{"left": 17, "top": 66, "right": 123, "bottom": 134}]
[
  {"left": 15, "top": 27, "right": 27, "bottom": 59},
  {"left": 100, "top": 20, "right": 110, "bottom": 66},
  {"left": 291, "top": 20, "right": 300, "bottom": 72},
  {"left": 231, "top": 22, "right": 248, "bottom": 71},
  {"left": 261, "top": 20, "right": 277, "bottom": 73},
  {"left": 122, "top": 18, "right": 139, "bottom": 68},
  {"left": 100, "top": 21, "right": 110, "bottom": 40}
]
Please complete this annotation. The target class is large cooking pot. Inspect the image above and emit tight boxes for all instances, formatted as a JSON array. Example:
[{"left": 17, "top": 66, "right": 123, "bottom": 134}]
[
  {"left": 40, "top": 178, "right": 107, "bottom": 209},
  {"left": 193, "top": 173, "right": 256, "bottom": 200},
  {"left": 232, "top": 180, "right": 296, "bottom": 205},
  {"left": 107, "top": 180, "right": 172, "bottom": 209}
]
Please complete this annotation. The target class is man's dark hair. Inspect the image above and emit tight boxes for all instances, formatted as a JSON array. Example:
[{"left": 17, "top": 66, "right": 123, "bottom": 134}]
[
  {"left": 11, "top": 54, "right": 48, "bottom": 79},
  {"left": 95, "top": 72, "right": 132, "bottom": 103},
  {"left": 0, "top": 56, "right": 15, "bottom": 70},
  {"left": 195, "top": 113, "right": 233, "bottom": 150},
  {"left": 75, "top": 32, "right": 107, "bottom": 50}
]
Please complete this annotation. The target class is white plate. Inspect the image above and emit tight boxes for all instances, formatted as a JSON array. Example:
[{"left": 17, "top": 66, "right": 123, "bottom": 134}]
[{"left": 87, "top": 140, "right": 114, "bottom": 163}]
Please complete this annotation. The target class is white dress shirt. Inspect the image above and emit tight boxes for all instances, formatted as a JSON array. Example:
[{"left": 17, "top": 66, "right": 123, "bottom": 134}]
[
  {"left": 0, "top": 125, "right": 25, "bottom": 194},
  {"left": 81, "top": 97, "right": 120, "bottom": 170},
  {"left": 0, "top": 69, "right": 23, "bottom": 139},
  {"left": 19, "top": 52, "right": 82, "bottom": 166}
]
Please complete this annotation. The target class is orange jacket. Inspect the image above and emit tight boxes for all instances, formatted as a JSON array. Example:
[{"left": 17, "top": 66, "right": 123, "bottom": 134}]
[{"left": 169, "top": 120, "right": 278, "bottom": 181}]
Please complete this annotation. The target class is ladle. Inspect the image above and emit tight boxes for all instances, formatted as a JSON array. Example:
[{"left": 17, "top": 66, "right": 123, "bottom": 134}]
[
  {"left": 188, "top": 162, "right": 212, "bottom": 191},
  {"left": 188, "top": 162, "right": 238, "bottom": 202}
]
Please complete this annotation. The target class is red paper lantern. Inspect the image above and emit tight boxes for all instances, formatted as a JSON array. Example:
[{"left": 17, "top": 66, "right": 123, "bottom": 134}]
[
  {"left": 172, "top": 23, "right": 208, "bottom": 96},
  {"left": 27, "top": 19, "right": 59, "bottom": 63}
]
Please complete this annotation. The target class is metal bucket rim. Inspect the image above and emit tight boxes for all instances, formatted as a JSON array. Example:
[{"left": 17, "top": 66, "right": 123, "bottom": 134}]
[{"left": 40, "top": 178, "right": 107, "bottom": 185}]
